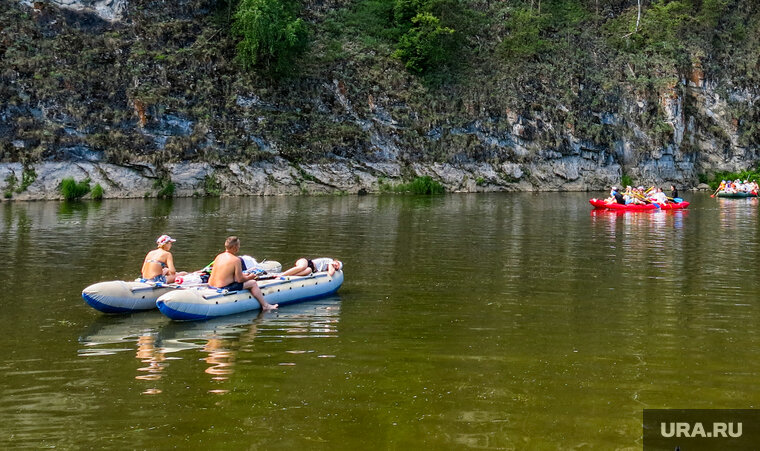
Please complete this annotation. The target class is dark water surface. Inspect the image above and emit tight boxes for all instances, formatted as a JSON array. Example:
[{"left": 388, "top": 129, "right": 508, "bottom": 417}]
[{"left": 2, "top": 193, "right": 759, "bottom": 449}]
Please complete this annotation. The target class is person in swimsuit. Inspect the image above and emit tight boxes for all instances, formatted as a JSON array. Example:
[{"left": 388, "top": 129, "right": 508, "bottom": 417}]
[
  {"left": 207, "top": 236, "right": 278, "bottom": 311},
  {"left": 141, "top": 235, "right": 185, "bottom": 283},
  {"left": 280, "top": 257, "right": 343, "bottom": 277}
]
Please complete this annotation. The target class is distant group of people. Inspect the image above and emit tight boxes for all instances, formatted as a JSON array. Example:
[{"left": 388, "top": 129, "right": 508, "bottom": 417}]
[
  {"left": 716, "top": 179, "right": 759, "bottom": 195},
  {"left": 606, "top": 185, "right": 680, "bottom": 205},
  {"left": 140, "top": 235, "right": 343, "bottom": 312}
]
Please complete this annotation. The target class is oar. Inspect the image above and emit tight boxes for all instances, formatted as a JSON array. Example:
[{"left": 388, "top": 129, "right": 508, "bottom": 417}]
[
  {"left": 632, "top": 191, "right": 651, "bottom": 204},
  {"left": 710, "top": 184, "right": 724, "bottom": 198}
]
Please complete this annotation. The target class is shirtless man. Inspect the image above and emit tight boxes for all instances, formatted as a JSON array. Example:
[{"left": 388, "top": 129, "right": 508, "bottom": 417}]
[{"left": 208, "top": 236, "right": 278, "bottom": 311}]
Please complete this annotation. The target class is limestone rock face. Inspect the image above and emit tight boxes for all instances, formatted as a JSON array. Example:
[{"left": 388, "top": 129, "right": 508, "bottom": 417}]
[
  {"left": 21, "top": 0, "right": 127, "bottom": 21},
  {"left": 3, "top": 1, "right": 758, "bottom": 200}
]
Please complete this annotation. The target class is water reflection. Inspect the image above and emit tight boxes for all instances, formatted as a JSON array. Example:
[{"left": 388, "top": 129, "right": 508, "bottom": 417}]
[
  {"left": 78, "top": 312, "right": 168, "bottom": 356},
  {"left": 78, "top": 298, "right": 342, "bottom": 394},
  {"left": 13, "top": 193, "right": 760, "bottom": 448},
  {"left": 135, "top": 333, "right": 166, "bottom": 394},
  {"left": 717, "top": 197, "right": 758, "bottom": 231},
  {"left": 203, "top": 338, "right": 236, "bottom": 382},
  {"left": 589, "top": 209, "right": 688, "bottom": 246},
  {"left": 57, "top": 200, "right": 98, "bottom": 218}
]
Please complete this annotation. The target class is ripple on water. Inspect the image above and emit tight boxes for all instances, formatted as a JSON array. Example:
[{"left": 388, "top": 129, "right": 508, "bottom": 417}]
[{"left": 4, "top": 194, "right": 760, "bottom": 449}]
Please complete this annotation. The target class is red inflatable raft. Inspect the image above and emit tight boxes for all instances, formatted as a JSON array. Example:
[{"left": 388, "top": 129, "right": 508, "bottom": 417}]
[{"left": 589, "top": 198, "right": 690, "bottom": 211}]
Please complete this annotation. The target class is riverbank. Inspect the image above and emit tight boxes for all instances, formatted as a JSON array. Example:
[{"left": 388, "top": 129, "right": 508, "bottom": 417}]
[
  {"left": 2, "top": 157, "right": 714, "bottom": 201},
  {"left": 2, "top": 158, "right": 715, "bottom": 201}
]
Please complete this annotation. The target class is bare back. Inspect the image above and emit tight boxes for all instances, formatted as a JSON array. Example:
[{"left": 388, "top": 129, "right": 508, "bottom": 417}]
[
  {"left": 141, "top": 248, "right": 174, "bottom": 278},
  {"left": 208, "top": 252, "right": 243, "bottom": 288}
]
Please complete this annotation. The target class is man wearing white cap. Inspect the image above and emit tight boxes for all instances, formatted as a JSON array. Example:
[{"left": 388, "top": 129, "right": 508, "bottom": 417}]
[{"left": 141, "top": 234, "right": 183, "bottom": 283}]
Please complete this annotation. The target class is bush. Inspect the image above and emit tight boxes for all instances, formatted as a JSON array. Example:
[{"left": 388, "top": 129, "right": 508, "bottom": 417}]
[
  {"left": 233, "top": 0, "right": 309, "bottom": 74},
  {"left": 91, "top": 183, "right": 104, "bottom": 200},
  {"left": 4, "top": 173, "right": 17, "bottom": 198},
  {"left": 393, "top": 12, "right": 454, "bottom": 74},
  {"left": 17, "top": 166, "right": 36, "bottom": 193},
  {"left": 203, "top": 174, "right": 222, "bottom": 197},
  {"left": 499, "top": 8, "right": 551, "bottom": 59},
  {"left": 59, "top": 177, "right": 91, "bottom": 200},
  {"left": 154, "top": 178, "right": 175, "bottom": 198}
]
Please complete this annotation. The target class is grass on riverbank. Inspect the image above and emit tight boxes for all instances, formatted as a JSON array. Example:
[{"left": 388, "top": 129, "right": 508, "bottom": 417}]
[
  {"left": 380, "top": 176, "right": 445, "bottom": 194},
  {"left": 59, "top": 177, "right": 91, "bottom": 200}
]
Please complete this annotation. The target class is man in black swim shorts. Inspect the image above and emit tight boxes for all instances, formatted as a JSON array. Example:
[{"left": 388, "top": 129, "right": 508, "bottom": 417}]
[{"left": 207, "top": 236, "right": 278, "bottom": 311}]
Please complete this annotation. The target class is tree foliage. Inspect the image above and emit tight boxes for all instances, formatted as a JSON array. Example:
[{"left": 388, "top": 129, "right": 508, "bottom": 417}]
[
  {"left": 393, "top": 12, "right": 454, "bottom": 73},
  {"left": 233, "top": 0, "right": 308, "bottom": 74},
  {"left": 499, "top": 8, "right": 551, "bottom": 58}
]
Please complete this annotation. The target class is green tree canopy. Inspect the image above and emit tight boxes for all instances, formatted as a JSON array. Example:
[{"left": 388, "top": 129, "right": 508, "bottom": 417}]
[
  {"left": 233, "top": 0, "right": 308, "bottom": 74},
  {"left": 393, "top": 12, "right": 454, "bottom": 73}
]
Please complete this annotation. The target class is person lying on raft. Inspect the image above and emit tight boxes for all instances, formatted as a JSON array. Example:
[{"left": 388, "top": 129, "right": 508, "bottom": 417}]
[
  {"left": 280, "top": 257, "right": 344, "bottom": 277},
  {"left": 141, "top": 235, "right": 187, "bottom": 284},
  {"left": 208, "top": 236, "right": 278, "bottom": 311}
]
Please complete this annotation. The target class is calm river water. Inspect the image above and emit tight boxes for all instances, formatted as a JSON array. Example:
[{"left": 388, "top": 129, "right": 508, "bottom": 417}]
[{"left": 1, "top": 192, "right": 759, "bottom": 449}]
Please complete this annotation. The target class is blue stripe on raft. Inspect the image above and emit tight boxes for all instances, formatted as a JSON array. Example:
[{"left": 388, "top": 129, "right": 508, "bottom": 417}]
[
  {"left": 82, "top": 292, "right": 136, "bottom": 314},
  {"left": 156, "top": 300, "right": 210, "bottom": 321},
  {"left": 158, "top": 288, "right": 342, "bottom": 321}
]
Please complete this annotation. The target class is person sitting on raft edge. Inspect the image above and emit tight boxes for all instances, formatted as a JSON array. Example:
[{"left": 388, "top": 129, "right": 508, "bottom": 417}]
[
  {"left": 141, "top": 235, "right": 186, "bottom": 284},
  {"left": 280, "top": 257, "right": 344, "bottom": 278},
  {"left": 208, "top": 236, "right": 278, "bottom": 311},
  {"left": 608, "top": 187, "right": 625, "bottom": 205}
]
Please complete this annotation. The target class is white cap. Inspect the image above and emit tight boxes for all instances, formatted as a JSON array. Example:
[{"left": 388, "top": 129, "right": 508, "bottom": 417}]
[{"left": 157, "top": 235, "right": 176, "bottom": 246}]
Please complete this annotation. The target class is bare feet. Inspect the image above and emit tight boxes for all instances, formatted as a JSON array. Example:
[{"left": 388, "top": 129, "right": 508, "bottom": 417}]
[{"left": 262, "top": 303, "right": 278, "bottom": 311}]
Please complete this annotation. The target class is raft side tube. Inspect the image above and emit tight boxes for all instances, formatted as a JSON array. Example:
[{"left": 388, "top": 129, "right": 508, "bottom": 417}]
[
  {"left": 82, "top": 280, "right": 174, "bottom": 313},
  {"left": 157, "top": 271, "right": 344, "bottom": 321}
]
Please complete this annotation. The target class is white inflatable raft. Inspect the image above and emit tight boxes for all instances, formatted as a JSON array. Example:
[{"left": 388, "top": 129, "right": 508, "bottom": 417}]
[
  {"left": 156, "top": 270, "right": 344, "bottom": 321},
  {"left": 82, "top": 259, "right": 282, "bottom": 314},
  {"left": 82, "top": 280, "right": 178, "bottom": 313}
]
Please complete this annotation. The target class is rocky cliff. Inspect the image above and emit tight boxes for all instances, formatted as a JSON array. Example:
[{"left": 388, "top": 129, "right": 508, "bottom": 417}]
[{"left": 1, "top": 0, "right": 759, "bottom": 200}]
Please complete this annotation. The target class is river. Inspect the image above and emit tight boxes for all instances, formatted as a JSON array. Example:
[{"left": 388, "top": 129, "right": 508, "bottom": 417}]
[{"left": 1, "top": 192, "right": 759, "bottom": 448}]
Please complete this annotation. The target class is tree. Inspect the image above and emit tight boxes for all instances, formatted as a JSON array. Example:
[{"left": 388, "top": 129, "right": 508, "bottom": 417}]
[
  {"left": 393, "top": 12, "right": 455, "bottom": 74},
  {"left": 233, "top": 0, "right": 308, "bottom": 74}
]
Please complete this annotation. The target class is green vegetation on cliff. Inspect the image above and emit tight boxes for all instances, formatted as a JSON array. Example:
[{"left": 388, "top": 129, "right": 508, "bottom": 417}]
[
  {"left": 233, "top": 0, "right": 308, "bottom": 73},
  {"left": 0, "top": 0, "right": 759, "bottom": 177},
  {"left": 59, "top": 177, "right": 91, "bottom": 200}
]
